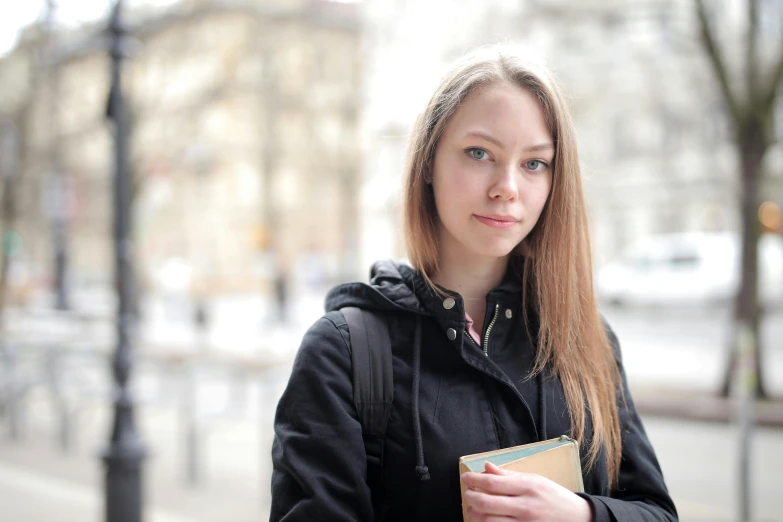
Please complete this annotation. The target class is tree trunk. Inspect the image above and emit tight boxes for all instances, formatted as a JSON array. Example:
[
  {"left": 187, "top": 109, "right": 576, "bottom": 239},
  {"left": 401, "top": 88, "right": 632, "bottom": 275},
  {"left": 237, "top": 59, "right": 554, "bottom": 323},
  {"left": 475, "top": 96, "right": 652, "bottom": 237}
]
[
  {"left": 720, "top": 118, "right": 768, "bottom": 398},
  {"left": 0, "top": 105, "right": 29, "bottom": 322},
  {"left": 0, "top": 157, "right": 16, "bottom": 318}
]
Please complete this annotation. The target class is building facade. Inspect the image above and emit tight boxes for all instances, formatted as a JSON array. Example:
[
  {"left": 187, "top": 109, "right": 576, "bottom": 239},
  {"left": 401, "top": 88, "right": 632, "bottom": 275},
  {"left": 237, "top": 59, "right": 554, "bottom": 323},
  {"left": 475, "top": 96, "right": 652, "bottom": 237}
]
[{"left": 0, "top": 0, "right": 361, "bottom": 303}]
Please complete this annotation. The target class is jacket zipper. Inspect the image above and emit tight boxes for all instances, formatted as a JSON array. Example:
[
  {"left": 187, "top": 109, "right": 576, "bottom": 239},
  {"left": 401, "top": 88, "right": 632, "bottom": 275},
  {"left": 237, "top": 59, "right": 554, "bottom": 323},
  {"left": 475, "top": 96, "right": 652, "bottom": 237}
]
[
  {"left": 482, "top": 303, "right": 500, "bottom": 357},
  {"left": 459, "top": 302, "right": 535, "bottom": 420},
  {"left": 465, "top": 303, "right": 500, "bottom": 357}
]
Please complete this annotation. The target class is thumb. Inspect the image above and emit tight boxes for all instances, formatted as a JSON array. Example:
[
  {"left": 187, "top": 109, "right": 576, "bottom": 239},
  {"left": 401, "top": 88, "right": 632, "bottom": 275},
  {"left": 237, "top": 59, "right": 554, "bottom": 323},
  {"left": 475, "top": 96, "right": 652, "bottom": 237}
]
[{"left": 484, "top": 462, "right": 511, "bottom": 475}]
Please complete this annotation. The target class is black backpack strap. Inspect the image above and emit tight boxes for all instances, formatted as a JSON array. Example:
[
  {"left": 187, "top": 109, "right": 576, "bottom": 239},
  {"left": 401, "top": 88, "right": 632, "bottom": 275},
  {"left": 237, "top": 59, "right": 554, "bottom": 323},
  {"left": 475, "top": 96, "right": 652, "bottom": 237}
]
[
  {"left": 341, "top": 307, "right": 393, "bottom": 463},
  {"left": 341, "top": 307, "right": 393, "bottom": 517}
]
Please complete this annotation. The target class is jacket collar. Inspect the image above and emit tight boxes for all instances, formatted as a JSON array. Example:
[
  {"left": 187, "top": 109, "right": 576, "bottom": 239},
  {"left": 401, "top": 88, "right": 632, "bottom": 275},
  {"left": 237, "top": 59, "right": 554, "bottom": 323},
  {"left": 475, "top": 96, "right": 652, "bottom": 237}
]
[{"left": 408, "top": 258, "right": 525, "bottom": 325}]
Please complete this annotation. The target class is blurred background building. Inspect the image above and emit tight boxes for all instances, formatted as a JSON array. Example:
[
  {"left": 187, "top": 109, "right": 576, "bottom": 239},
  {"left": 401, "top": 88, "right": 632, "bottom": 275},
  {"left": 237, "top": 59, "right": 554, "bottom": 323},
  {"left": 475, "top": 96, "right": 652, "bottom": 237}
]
[
  {"left": 0, "top": 0, "right": 361, "bottom": 309},
  {"left": 0, "top": 1, "right": 782, "bottom": 521}
]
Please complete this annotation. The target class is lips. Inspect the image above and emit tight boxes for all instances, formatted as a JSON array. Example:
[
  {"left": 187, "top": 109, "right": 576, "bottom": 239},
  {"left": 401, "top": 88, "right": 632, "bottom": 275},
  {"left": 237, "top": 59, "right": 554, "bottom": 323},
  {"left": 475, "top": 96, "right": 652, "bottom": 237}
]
[{"left": 474, "top": 214, "right": 519, "bottom": 229}]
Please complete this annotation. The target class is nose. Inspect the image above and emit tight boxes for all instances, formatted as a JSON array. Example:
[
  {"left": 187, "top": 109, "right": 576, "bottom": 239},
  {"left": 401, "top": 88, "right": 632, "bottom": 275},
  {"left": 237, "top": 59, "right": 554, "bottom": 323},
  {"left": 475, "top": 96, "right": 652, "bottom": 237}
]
[{"left": 489, "top": 162, "right": 519, "bottom": 201}]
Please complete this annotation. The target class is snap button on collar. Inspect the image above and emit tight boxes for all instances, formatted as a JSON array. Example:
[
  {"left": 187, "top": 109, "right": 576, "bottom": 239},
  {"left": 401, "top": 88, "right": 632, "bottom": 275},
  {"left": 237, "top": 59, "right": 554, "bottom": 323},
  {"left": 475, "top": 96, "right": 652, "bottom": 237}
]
[
  {"left": 443, "top": 297, "right": 455, "bottom": 310},
  {"left": 447, "top": 328, "right": 457, "bottom": 340},
  {"left": 505, "top": 308, "right": 513, "bottom": 319}
]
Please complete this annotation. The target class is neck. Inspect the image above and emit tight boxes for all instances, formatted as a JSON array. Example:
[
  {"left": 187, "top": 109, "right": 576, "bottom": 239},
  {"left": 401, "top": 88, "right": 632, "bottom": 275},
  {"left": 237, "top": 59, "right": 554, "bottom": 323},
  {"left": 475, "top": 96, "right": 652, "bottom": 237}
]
[{"left": 431, "top": 243, "right": 509, "bottom": 304}]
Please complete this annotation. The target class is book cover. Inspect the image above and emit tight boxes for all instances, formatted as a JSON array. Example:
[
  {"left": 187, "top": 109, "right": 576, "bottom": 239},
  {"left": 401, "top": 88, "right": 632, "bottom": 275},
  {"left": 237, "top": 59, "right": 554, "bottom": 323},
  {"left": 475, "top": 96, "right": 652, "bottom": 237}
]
[{"left": 459, "top": 435, "right": 584, "bottom": 521}]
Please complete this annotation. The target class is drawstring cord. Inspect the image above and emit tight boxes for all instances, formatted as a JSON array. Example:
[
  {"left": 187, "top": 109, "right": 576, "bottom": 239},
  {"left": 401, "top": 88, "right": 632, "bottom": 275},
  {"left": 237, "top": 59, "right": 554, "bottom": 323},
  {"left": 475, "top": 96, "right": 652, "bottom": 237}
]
[{"left": 411, "top": 315, "right": 430, "bottom": 481}]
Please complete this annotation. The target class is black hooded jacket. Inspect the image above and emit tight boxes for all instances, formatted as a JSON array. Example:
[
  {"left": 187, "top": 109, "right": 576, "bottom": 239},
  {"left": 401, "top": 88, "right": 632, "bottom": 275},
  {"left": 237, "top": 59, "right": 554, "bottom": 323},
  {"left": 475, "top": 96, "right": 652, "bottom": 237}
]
[{"left": 270, "top": 260, "right": 678, "bottom": 521}]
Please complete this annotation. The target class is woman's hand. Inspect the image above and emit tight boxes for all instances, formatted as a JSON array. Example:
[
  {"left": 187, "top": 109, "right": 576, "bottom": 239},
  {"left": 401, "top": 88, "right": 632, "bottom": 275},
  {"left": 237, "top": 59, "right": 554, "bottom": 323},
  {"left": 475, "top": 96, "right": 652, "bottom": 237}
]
[{"left": 461, "top": 462, "right": 593, "bottom": 522}]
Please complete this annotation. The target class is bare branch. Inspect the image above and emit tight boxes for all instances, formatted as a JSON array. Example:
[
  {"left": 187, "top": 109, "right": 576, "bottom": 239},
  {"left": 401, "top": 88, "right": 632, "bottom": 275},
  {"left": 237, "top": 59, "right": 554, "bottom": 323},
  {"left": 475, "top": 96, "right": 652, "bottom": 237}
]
[
  {"left": 695, "top": 0, "right": 743, "bottom": 125},
  {"left": 761, "top": 50, "right": 783, "bottom": 115}
]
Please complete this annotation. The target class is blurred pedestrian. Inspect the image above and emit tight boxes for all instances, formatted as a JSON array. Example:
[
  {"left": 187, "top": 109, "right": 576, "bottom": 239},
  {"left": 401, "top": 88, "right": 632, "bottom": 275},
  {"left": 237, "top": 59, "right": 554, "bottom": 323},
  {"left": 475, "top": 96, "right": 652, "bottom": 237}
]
[
  {"left": 271, "top": 47, "right": 678, "bottom": 522},
  {"left": 273, "top": 258, "right": 289, "bottom": 325}
]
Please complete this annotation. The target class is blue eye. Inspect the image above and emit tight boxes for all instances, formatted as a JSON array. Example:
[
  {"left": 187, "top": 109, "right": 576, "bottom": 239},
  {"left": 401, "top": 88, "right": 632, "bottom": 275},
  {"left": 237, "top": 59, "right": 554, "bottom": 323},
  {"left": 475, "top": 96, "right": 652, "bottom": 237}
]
[
  {"left": 525, "top": 160, "right": 548, "bottom": 172},
  {"left": 467, "top": 148, "right": 489, "bottom": 161}
]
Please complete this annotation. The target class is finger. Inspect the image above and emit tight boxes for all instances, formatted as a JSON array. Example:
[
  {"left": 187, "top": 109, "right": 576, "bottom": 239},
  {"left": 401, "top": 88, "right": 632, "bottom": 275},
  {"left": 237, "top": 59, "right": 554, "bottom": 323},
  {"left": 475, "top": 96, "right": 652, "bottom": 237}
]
[
  {"left": 466, "top": 507, "right": 484, "bottom": 522},
  {"left": 464, "top": 487, "right": 527, "bottom": 517},
  {"left": 484, "top": 462, "right": 512, "bottom": 475},
  {"left": 462, "top": 470, "right": 535, "bottom": 496},
  {"left": 468, "top": 511, "right": 515, "bottom": 522}
]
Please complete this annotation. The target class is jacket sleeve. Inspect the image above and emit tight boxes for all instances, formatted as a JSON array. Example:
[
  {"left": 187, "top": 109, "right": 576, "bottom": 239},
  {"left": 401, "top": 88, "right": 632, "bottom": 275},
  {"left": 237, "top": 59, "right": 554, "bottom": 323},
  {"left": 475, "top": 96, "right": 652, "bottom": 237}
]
[
  {"left": 270, "top": 312, "right": 373, "bottom": 522},
  {"left": 578, "top": 322, "right": 679, "bottom": 522}
]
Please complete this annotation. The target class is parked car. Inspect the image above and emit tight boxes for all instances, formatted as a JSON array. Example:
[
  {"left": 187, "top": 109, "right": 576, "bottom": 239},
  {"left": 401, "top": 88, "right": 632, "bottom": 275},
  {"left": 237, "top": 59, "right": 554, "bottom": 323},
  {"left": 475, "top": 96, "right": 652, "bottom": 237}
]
[{"left": 595, "top": 232, "right": 783, "bottom": 308}]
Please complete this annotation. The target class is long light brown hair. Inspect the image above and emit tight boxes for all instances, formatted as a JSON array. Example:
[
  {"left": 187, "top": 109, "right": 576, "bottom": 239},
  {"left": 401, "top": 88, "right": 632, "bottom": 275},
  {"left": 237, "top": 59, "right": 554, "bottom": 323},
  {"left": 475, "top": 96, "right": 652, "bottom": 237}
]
[{"left": 403, "top": 47, "right": 624, "bottom": 489}]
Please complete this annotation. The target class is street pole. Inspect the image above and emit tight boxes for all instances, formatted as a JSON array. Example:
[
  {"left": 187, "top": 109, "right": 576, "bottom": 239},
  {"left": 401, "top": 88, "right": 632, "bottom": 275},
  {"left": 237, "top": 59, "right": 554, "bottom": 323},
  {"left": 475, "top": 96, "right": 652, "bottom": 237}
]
[
  {"left": 45, "top": 0, "right": 70, "bottom": 311},
  {"left": 102, "top": 1, "right": 147, "bottom": 521},
  {"left": 736, "top": 321, "right": 756, "bottom": 522}
]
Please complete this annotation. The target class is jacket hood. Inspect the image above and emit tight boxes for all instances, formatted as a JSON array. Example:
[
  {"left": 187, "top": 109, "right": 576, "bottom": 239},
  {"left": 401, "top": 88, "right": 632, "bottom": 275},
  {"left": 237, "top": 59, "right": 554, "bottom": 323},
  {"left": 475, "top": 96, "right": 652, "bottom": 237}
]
[{"left": 324, "top": 260, "right": 429, "bottom": 315}]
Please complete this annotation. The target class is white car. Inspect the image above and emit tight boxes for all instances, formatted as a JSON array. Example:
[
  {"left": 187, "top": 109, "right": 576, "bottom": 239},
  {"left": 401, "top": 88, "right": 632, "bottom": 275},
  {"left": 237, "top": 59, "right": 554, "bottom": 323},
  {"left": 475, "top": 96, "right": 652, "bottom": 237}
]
[{"left": 595, "top": 232, "right": 783, "bottom": 308}]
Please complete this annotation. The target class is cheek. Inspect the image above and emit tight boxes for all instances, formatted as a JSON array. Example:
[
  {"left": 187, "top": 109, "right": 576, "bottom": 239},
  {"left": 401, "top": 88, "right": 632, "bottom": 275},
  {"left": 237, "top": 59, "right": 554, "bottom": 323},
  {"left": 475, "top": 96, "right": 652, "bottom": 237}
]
[
  {"left": 433, "top": 183, "right": 467, "bottom": 227},
  {"left": 528, "top": 177, "right": 552, "bottom": 213},
  {"left": 432, "top": 159, "right": 480, "bottom": 210}
]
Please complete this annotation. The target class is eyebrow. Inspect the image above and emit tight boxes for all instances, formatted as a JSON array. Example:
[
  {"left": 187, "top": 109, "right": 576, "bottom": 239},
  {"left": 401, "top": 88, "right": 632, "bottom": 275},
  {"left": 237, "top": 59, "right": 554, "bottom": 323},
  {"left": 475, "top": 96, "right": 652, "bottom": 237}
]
[{"left": 465, "top": 131, "right": 554, "bottom": 153}]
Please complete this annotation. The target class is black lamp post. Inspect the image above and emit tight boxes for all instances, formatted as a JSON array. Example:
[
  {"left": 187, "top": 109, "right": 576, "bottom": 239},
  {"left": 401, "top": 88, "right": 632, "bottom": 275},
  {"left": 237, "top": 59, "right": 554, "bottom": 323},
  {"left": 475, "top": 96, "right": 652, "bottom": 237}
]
[{"left": 102, "top": 1, "right": 146, "bottom": 521}]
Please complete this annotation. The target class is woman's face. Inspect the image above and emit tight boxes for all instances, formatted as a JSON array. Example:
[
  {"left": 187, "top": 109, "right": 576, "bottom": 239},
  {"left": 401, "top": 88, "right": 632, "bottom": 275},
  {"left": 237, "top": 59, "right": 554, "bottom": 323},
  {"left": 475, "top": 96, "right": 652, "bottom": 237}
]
[{"left": 430, "top": 82, "right": 554, "bottom": 262}]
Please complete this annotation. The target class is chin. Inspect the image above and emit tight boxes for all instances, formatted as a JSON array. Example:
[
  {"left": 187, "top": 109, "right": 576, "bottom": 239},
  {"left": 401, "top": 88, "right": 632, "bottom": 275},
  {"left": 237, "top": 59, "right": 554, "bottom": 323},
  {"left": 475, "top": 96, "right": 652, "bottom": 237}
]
[{"left": 469, "top": 239, "right": 520, "bottom": 260}]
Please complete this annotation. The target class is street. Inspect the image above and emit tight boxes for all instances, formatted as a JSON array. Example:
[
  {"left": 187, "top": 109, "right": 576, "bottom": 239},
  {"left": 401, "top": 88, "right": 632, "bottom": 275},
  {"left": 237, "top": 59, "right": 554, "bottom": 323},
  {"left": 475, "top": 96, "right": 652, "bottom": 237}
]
[{"left": 605, "top": 305, "right": 783, "bottom": 396}]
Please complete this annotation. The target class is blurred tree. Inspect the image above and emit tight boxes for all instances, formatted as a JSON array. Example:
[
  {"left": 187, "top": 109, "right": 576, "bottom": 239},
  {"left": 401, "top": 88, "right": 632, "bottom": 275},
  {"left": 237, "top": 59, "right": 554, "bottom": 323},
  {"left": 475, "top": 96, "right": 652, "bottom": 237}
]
[
  {"left": 0, "top": 121, "right": 21, "bottom": 319},
  {"left": 0, "top": 37, "right": 40, "bottom": 319},
  {"left": 695, "top": 0, "right": 783, "bottom": 399}
]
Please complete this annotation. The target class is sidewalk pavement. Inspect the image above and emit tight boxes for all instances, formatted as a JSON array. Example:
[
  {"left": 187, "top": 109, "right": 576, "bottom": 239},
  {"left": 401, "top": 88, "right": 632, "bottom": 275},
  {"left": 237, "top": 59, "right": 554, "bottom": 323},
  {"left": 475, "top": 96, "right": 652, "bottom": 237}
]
[{"left": 0, "top": 395, "right": 271, "bottom": 522}]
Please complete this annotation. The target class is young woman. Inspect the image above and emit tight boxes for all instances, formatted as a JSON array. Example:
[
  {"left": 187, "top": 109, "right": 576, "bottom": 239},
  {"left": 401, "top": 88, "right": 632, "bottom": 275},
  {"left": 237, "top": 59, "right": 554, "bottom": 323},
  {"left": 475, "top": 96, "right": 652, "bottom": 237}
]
[{"left": 270, "top": 48, "right": 678, "bottom": 522}]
